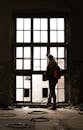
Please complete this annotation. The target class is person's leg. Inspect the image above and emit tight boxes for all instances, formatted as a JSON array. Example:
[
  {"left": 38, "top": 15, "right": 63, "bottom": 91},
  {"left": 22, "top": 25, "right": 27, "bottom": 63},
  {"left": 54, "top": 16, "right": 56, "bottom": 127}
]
[
  {"left": 47, "top": 94, "right": 51, "bottom": 107},
  {"left": 51, "top": 81, "right": 57, "bottom": 109},
  {"left": 47, "top": 81, "right": 52, "bottom": 107}
]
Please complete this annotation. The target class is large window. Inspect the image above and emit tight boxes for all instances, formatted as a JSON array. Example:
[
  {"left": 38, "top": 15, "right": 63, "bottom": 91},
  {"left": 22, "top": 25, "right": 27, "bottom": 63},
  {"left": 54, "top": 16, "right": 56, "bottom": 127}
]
[
  {"left": 14, "top": 16, "right": 67, "bottom": 103},
  {"left": 16, "top": 17, "right": 66, "bottom": 71},
  {"left": 16, "top": 18, "right": 64, "bottom": 44}
]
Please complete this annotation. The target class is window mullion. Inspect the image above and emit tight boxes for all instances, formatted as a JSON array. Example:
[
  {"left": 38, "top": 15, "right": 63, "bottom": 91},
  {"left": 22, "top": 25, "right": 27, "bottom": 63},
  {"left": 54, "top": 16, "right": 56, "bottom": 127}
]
[
  {"left": 31, "top": 18, "right": 33, "bottom": 71},
  {"left": 47, "top": 18, "right": 50, "bottom": 55}
]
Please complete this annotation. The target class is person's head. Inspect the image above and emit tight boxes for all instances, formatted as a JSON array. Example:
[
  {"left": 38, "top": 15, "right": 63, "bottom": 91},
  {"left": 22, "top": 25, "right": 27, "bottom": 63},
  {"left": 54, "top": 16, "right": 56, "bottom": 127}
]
[
  {"left": 48, "top": 55, "right": 54, "bottom": 61},
  {"left": 47, "top": 55, "right": 57, "bottom": 64}
]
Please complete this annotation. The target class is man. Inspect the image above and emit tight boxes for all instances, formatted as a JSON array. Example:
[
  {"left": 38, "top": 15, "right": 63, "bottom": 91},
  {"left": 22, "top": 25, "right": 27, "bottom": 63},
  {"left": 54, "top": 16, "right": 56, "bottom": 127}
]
[{"left": 46, "top": 55, "right": 58, "bottom": 110}]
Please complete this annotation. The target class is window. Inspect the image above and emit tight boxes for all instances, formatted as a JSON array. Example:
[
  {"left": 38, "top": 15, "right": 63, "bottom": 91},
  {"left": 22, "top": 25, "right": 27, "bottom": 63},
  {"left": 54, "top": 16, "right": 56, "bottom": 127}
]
[
  {"left": 16, "top": 76, "right": 31, "bottom": 101},
  {"left": 50, "top": 47, "right": 65, "bottom": 69},
  {"left": 33, "top": 18, "right": 48, "bottom": 43},
  {"left": 15, "top": 16, "right": 67, "bottom": 103},
  {"left": 16, "top": 47, "right": 31, "bottom": 70},
  {"left": 16, "top": 18, "right": 64, "bottom": 44},
  {"left": 50, "top": 18, "right": 64, "bottom": 43},
  {"left": 16, "top": 17, "right": 66, "bottom": 71},
  {"left": 33, "top": 47, "right": 47, "bottom": 70},
  {"left": 16, "top": 18, "right": 31, "bottom": 43}
]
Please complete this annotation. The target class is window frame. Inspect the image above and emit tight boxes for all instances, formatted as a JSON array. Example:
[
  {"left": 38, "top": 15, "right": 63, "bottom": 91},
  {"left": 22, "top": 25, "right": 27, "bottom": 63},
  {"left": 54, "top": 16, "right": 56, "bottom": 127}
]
[{"left": 12, "top": 12, "right": 69, "bottom": 103}]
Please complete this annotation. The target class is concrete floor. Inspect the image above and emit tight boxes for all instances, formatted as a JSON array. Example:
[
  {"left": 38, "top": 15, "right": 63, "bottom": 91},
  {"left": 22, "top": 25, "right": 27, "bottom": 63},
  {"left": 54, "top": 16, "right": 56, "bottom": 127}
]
[{"left": 0, "top": 107, "right": 83, "bottom": 130}]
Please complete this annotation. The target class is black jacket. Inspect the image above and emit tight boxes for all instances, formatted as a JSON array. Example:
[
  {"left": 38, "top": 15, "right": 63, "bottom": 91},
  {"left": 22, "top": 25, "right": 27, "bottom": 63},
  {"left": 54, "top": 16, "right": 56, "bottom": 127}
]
[{"left": 46, "top": 60, "right": 58, "bottom": 79}]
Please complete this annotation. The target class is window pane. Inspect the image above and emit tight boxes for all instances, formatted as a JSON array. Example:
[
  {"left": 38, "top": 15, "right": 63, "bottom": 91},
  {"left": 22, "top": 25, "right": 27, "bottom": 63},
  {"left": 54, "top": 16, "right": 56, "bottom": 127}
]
[
  {"left": 24, "top": 18, "right": 31, "bottom": 30},
  {"left": 32, "top": 74, "right": 48, "bottom": 102},
  {"left": 16, "top": 89, "right": 23, "bottom": 101},
  {"left": 50, "top": 47, "right": 57, "bottom": 58},
  {"left": 24, "top": 76, "right": 30, "bottom": 88},
  {"left": 33, "top": 18, "right": 40, "bottom": 30},
  {"left": 41, "top": 19, "right": 47, "bottom": 30},
  {"left": 58, "top": 59, "right": 64, "bottom": 69},
  {"left": 58, "top": 47, "right": 64, "bottom": 58},
  {"left": 57, "top": 18, "right": 64, "bottom": 30},
  {"left": 16, "top": 76, "right": 23, "bottom": 88},
  {"left": 33, "top": 47, "right": 40, "bottom": 59},
  {"left": 24, "top": 59, "right": 31, "bottom": 69},
  {"left": 16, "top": 47, "right": 23, "bottom": 58},
  {"left": 50, "top": 31, "right": 57, "bottom": 42},
  {"left": 24, "top": 88, "right": 30, "bottom": 101},
  {"left": 42, "top": 88, "right": 48, "bottom": 98},
  {"left": 16, "top": 31, "right": 23, "bottom": 43},
  {"left": 16, "top": 59, "right": 23, "bottom": 70},
  {"left": 58, "top": 31, "right": 64, "bottom": 42},
  {"left": 41, "top": 60, "right": 47, "bottom": 70},
  {"left": 50, "top": 18, "right": 57, "bottom": 30},
  {"left": 41, "top": 47, "right": 47, "bottom": 59},
  {"left": 33, "top": 60, "right": 40, "bottom": 70},
  {"left": 32, "top": 75, "right": 42, "bottom": 102},
  {"left": 16, "top": 18, "right": 23, "bottom": 30},
  {"left": 24, "top": 31, "right": 31, "bottom": 43},
  {"left": 24, "top": 97, "right": 30, "bottom": 101},
  {"left": 33, "top": 31, "right": 40, "bottom": 42},
  {"left": 58, "top": 88, "right": 65, "bottom": 102},
  {"left": 41, "top": 31, "right": 47, "bottom": 43},
  {"left": 24, "top": 47, "right": 31, "bottom": 58},
  {"left": 58, "top": 76, "right": 64, "bottom": 89},
  {"left": 24, "top": 89, "right": 29, "bottom": 97}
]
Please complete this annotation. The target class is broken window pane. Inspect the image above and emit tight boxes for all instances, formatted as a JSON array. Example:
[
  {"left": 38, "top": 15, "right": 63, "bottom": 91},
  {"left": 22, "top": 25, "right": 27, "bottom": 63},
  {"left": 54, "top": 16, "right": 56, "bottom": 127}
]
[
  {"left": 42, "top": 88, "right": 48, "bottom": 98},
  {"left": 24, "top": 89, "right": 29, "bottom": 97},
  {"left": 24, "top": 76, "right": 30, "bottom": 88},
  {"left": 32, "top": 74, "right": 48, "bottom": 102}
]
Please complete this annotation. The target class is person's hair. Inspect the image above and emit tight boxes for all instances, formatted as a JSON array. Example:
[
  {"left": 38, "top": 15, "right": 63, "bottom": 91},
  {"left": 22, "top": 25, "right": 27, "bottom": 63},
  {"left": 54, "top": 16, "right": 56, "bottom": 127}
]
[{"left": 48, "top": 55, "right": 54, "bottom": 60}]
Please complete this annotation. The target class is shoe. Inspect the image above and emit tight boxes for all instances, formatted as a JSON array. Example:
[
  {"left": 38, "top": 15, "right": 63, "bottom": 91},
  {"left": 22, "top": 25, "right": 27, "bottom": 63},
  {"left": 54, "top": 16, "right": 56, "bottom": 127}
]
[
  {"left": 46, "top": 103, "right": 52, "bottom": 107},
  {"left": 49, "top": 107, "right": 57, "bottom": 110},
  {"left": 51, "top": 107, "right": 57, "bottom": 110}
]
